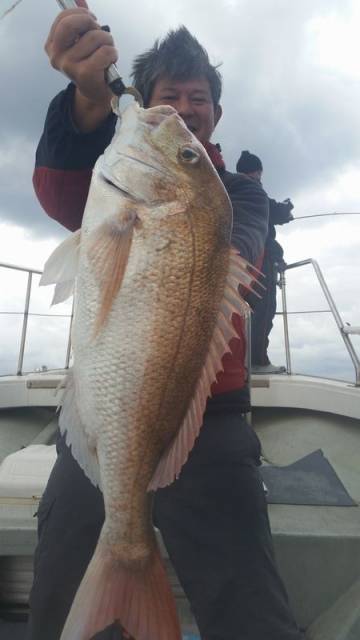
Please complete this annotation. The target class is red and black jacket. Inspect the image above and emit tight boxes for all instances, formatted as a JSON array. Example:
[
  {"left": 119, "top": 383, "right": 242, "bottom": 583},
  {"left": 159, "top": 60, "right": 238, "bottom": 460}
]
[{"left": 33, "top": 84, "right": 268, "bottom": 412}]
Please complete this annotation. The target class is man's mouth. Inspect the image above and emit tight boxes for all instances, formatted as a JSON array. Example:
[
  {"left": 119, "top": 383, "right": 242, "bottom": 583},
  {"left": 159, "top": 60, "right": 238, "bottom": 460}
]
[{"left": 184, "top": 121, "right": 197, "bottom": 134}]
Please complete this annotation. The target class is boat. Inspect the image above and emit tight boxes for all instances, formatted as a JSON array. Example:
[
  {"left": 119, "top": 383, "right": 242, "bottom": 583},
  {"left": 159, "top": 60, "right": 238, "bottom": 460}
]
[{"left": 0, "top": 257, "right": 359, "bottom": 639}]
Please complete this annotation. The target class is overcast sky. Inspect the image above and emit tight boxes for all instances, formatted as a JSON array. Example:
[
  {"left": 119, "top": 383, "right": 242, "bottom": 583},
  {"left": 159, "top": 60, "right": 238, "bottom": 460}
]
[{"left": 0, "top": 0, "right": 359, "bottom": 380}]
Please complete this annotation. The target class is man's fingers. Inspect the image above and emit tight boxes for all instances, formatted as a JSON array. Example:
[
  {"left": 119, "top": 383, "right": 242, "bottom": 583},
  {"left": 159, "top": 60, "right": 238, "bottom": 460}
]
[
  {"left": 86, "top": 45, "right": 119, "bottom": 71},
  {"left": 68, "top": 29, "right": 115, "bottom": 63},
  {"left": 65, "top": 45, "right": 118, "bottom": 81},
  {"left": 75, "top": 0, "right": 89, "bottom": 7},
  {"left": 47, "top": 8, "right": 96, "bottom": 44},
  {"left": 46, "top": 13, "right": 100, "bottom": 66}
]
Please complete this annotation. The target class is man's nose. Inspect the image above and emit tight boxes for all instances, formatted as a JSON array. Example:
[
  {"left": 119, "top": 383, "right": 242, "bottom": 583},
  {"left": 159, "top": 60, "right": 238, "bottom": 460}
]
[{"left": 175, "top": 96, "right": 194, "bottom": 117}]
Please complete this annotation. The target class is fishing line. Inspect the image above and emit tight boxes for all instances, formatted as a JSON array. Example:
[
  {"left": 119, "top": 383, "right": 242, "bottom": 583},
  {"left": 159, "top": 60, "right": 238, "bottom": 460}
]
[
  {"left": 294, "top": 212, "right": 360, "bottom": 221},
  {"left": 0, "top": 0, "right": 24, "bottom": 21}
]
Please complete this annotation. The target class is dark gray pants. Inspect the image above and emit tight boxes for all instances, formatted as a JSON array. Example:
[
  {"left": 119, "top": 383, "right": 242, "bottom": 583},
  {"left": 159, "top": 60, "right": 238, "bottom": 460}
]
[{"left": 27, "top": 407, "right": 303, "bottom": 640}]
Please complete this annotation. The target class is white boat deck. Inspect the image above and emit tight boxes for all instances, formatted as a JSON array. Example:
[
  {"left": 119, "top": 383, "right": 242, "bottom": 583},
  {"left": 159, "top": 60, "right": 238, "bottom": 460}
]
[
  {"left": 251, "top": 372, "right": 360, "bottom": 421},
  {"left": 0, "top": 370, "right": 359, "bottom": 634}
]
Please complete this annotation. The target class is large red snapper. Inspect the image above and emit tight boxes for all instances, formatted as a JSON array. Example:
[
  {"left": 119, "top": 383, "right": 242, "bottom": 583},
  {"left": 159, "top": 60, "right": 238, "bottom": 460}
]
[{"left": 41, "top": 102, "right": 254, "bottom": 640}]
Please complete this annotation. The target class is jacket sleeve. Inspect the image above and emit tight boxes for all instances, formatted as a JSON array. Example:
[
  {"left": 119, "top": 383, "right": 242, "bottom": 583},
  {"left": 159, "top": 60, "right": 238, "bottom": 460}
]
[
  {"left": 223, "top": 171, "right": 269, "bottom": 268},
  {"left": 33, "top": 83, "right": 117, "bottom": 231}
]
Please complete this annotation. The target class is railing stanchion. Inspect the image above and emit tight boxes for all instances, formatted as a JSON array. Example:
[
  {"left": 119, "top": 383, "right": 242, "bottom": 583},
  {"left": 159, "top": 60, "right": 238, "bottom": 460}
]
[
  {"left": 17, "top": 272, "right": 32, "bottom": 376},
  {"left": 65, "top": 299, "right": 74, "bottom": 369},
  {"left": 279, "top": 267, "right": 292, "bottom": 374}
]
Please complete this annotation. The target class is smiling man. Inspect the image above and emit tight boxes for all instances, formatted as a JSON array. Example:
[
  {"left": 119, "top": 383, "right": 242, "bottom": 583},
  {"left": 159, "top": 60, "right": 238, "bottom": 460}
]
[
  {"left": 150, "top": 76, "right": 221, "bottom": 141},
  {"left": 29, "top": 6, "right": 303, "bottom": 640}
]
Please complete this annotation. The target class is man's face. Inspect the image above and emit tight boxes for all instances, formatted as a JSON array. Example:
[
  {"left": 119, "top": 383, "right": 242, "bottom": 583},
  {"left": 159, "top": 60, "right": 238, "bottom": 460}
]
[{"left": 148, "top": 75, "right": 222, "bottom": 144}]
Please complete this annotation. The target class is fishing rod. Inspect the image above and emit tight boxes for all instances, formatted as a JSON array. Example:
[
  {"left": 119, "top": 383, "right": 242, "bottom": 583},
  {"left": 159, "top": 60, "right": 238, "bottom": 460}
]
[{"left": 294, "top": 212, "right": 360, "bottom": 221}]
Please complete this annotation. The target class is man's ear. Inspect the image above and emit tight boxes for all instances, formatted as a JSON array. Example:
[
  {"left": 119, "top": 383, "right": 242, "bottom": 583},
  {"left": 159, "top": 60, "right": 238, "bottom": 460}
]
[{"left": 214, "top": 104, "right": 222, "bottom": 127}]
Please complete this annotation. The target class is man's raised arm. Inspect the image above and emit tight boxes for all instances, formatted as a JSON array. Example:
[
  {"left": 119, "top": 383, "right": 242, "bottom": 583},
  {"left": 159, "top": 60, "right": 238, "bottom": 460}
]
[{"left": 33, "top": 5, "right": 120, "bottom": 229}]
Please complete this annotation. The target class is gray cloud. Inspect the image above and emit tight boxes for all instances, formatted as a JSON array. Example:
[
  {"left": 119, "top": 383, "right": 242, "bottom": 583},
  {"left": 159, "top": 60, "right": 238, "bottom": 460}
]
[{"left": 1, "top": 0, "right": 360, "bottom": 234}]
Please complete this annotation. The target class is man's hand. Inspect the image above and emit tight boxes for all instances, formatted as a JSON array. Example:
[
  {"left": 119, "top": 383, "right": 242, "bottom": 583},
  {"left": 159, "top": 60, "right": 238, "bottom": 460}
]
[
  {"left": 283, "top": 198, "right": 294, "bottom": 210},
  {"left": 45, "top": 7, "right": 118, "bottom": 131}
]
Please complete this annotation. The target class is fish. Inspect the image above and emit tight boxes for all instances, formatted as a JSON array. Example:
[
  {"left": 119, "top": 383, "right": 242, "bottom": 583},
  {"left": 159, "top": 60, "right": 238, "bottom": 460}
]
[{"left": 40, "top": 101, "right": 256, "bottom": 640}]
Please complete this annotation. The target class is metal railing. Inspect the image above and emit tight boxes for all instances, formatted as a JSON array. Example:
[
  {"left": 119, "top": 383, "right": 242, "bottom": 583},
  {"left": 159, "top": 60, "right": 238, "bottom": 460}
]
[
  {"left": 1, "top": 259, "right": 359, "bottom": 385},
  {"left": 278, "top": 259, "right": 360, "bottom": 386},
  {"left": 0, "top": 262, "right": 73, "bottom": 376}
]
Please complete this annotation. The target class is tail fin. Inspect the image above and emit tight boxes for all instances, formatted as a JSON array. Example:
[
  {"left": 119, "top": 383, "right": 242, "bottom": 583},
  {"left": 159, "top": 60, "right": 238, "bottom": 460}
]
[{"left": 60, "top": 541, "right": 181, "bottom": 640}]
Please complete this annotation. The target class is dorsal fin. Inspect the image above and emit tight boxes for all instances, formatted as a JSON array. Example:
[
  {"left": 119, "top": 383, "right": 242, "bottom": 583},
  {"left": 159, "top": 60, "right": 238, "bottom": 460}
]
[{"left": 148, "top": 248, "right": 253, "bottom": 491}]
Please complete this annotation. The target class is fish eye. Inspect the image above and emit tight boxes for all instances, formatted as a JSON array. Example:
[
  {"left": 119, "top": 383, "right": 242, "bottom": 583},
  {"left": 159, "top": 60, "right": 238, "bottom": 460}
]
[{"left": 179, "top": 146, "right": 201, "bottom": 164}]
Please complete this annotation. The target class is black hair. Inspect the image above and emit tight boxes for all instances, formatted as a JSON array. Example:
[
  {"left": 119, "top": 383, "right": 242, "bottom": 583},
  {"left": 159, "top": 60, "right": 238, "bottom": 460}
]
[
  {"left": 236, "top": 150, "right": 263, "bottom": 173},
  {"left": 131, "top": 26, "right": 222, "bottom": 107}
]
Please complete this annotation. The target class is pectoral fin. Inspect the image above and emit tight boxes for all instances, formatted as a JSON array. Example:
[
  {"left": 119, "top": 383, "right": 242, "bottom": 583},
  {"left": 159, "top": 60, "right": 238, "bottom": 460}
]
[{"left": 87, "top": 211, "right": 138, "bottom": 334}]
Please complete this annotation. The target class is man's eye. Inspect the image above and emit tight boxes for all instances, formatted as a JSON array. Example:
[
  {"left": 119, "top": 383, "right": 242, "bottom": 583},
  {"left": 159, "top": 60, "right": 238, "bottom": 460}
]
[{"left": 162, "top": 95, "right": 177, "bottom": 101}]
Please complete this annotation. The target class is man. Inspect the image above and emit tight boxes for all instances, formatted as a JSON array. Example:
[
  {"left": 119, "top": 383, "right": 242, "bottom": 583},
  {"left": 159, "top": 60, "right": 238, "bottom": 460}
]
[
  {"left": 28, "top": 5, "right": 303, "bottom": 640},
  {"left": 236, "top": 150, "right": 294, "bottom": 374}
]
